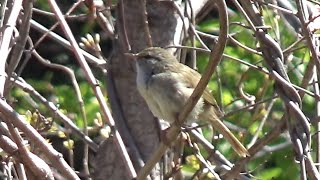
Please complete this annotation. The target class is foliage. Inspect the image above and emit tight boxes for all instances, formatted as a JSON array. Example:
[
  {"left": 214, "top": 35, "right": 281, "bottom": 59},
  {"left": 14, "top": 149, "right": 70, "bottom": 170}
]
[
  {"left": 1, "top": 0, "right": 319, "bottom": 179},
  {"left": 182, "top": 6, "right": 313, "bottom": 180}
]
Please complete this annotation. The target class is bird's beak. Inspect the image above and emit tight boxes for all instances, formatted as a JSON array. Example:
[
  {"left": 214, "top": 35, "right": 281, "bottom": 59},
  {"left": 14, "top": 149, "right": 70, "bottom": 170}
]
[{"left": 124, "top": 52, "right": 138, "bottom": 61}]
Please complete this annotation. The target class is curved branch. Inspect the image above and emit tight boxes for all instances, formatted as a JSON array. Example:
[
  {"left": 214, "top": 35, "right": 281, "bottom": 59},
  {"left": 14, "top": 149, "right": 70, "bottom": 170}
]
[
  {"left": 48, "top": 0, "right": 137, "bottom": 178},
  {"left": 136, "top": 0, "right": 228, "bottom": 179}
]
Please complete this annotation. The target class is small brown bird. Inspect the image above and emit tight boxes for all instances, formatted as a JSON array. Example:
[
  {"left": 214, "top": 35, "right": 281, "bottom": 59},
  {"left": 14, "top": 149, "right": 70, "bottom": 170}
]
[{"left": 133, "top": 47, "right": 249, "bottom": 157}]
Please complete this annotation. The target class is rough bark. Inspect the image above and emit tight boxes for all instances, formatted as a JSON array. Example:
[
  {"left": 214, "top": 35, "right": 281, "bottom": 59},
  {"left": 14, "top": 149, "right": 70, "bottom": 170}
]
[
  {"left": 93, "top": 1, "right": 180, "bottom": 179},
  {"left": 93, "top": 0, "right": 209, "bottom": 179}
]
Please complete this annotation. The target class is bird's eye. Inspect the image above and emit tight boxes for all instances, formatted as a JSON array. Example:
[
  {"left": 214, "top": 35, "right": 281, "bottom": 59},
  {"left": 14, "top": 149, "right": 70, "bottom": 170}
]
[
  {"left": 143, "top": 55, "right": 153, "bottom": 59},
  {"left": 143, "top": 55, "right": 162, "bottom": 62},
  {"left": 150, "top": 68, "right": 155, "bottom": 75}
]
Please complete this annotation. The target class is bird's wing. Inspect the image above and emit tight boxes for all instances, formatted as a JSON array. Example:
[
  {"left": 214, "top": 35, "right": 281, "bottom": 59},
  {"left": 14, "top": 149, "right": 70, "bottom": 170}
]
[
  {"left": 178, "top": 63, "right": 222, "bottom": 114},
  {"left": 178, "top": 64, "right": 215, "bottom": 103}
]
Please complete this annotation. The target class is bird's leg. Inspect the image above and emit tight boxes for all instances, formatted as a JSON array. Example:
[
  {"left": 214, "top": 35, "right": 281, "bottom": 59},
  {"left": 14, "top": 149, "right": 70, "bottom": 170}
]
[
  {"left": 159, "top": 126, "right": 174, "bottom": 147},
  {"left": 160, "top": 113, "right": 185, "bottom": 146}
]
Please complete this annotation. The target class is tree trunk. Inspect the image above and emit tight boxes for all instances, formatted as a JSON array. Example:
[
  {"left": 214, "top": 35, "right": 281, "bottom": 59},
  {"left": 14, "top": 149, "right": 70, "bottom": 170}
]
[{"left": 93, "top": 1, "right": 183, "bottom": 179}]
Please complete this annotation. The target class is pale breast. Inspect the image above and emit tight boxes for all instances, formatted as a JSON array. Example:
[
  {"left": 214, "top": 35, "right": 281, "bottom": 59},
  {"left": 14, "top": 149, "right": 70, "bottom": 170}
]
[
  {"left": 147, "top": 72, "right": 204, "bottom": 124},
  {"left": 136, "top": 63, "right": 204, "bottom": 124}
]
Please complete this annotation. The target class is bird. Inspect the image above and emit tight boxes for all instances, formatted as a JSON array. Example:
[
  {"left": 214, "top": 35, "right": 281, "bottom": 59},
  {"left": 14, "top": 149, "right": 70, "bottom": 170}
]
[{"left": 133, "top": 47, "right": 249, "bottom": 157}]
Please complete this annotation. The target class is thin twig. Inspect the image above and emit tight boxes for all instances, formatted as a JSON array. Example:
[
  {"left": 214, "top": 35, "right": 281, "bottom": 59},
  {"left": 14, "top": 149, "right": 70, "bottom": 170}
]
[
  {"left": 229, "top": 35, "right": 262, "bottom": 55},
  {"left": 32, "top": 8, "right": 88, "bottom": 20},
  {"left": 295, "top": 0, "right": 320, "bottom": 76},
  {"left": 47, "top": 0, "right": 137, "bottom": 178},
  {"left": 247, "top": 98, "right": 276, "bottom": 148},
  {"left": 12, "top": 77, "right": 99, "bottom": 151},
  {"left": 223, "top": 120, "right": 286, "bottom": 179},
  {"left": 189, "top": 130, "right": 250, "bottom": 179},
  {"left": 141, "top": 0, "right": 153, "bottom": 47},
  {"left": 312, "top": 63, "right": 320, "bottom": 172},
  {"left": 5, "top": 0, "right": 33, "bottom": 97},
  {"left": 255, "top": 0, "right": 295, "bottom": 15},
  {"left": 118, "top": 0, "right": 131, "bottom": 51},
  {"left": 0, "top": 99, "right": 80, "bottom": 179},
  {"left": 33, "top": 0, "right": 83, "bottom": 49},
  {"left": 31, "top": 49, "right": 91, "bottom": 177},
  {"left": 187, "top": 141, "right": 221, "bottom": 180},
  {"left": 186, "top": 0, "right": 196, "bottom": 69},
  {"left": 0, "top": 134, "right": 54, "bottom": 179},
  {"left": 0, "top": 0, "right": 23, "bottom": 97},
  {"left": 30, "top": 20, "right": 105, "bottom": 66},
  {"left": 1, "top": 114, "right": 52, "bottom": 180},
  {"left": 136, "top": 0, "right": 228, "bottom": 179}
]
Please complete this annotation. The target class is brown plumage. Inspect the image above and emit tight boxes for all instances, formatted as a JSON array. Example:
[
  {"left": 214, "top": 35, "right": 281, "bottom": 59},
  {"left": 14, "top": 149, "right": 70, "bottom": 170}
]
[{"left": 135, "top": 47, "right": 249, "bottom": 157}]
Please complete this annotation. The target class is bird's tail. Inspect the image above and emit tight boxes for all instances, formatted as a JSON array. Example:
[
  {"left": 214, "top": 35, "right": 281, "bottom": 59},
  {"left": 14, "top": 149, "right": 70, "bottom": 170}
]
[{"left": 207, "top": 111, "right": 249, "bottom": 157}]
